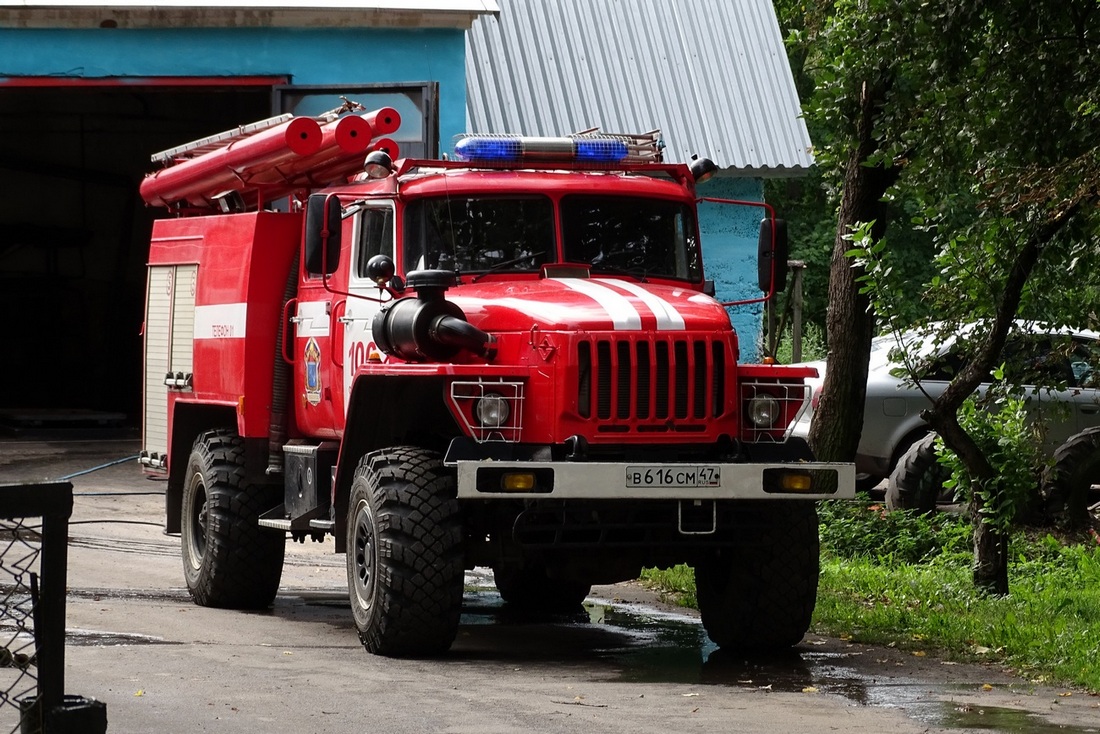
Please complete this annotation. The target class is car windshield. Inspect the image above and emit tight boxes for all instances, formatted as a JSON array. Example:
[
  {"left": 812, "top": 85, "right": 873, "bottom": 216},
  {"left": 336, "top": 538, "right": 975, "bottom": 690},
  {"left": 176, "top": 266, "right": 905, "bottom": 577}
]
[
  {"left": 403, "top": 195, "right": 555, "bottom": 273},
  {"left": 882, "top": 323, "right": 1100, "bottom": 388},
  {"left": 402, "top": 194, "right": 702, "bottom": 281},
  {"left": 561, "top": 195, "right": 701, "bottom": 281}
]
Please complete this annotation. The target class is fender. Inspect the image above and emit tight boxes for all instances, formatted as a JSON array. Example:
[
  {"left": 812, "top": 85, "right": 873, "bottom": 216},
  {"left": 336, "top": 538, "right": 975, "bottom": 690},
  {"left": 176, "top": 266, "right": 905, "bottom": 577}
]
[{"left": 330, "top": 372, "right": 462, "bottom": 551}]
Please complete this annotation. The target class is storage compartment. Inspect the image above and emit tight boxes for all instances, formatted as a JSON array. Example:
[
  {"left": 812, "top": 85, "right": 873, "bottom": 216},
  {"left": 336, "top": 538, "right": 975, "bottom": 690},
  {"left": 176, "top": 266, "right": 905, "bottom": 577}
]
[{"left": 283, "top": 442, "right": 338, "bottom": 522}]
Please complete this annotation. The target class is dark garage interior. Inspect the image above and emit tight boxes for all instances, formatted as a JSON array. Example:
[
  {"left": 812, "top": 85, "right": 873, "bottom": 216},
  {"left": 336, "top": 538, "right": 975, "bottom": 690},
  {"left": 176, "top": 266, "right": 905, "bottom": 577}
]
[{"left": 0, "top": 84, "right": 271, "bottom": 433}]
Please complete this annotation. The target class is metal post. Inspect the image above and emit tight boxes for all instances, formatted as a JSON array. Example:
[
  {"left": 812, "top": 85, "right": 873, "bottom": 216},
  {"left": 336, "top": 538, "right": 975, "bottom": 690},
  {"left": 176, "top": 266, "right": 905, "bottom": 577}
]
[
  {"left": 790, "top": 261, "right": 805, "bottom": 363},
  {"left": 766, "top": 296, "right": 777, "bottom": 358},
  {"left": 2, "top": 482, "right": 73, "bottom": 734},
  {"left": 37, "top": 493, "right": 71, "bottom": 720}
]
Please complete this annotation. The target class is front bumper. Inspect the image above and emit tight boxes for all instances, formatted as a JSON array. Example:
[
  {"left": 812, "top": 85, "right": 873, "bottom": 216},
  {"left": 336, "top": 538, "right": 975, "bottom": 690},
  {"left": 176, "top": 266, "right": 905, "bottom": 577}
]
[{"left": 452, "top": 460, "right": 854, "bottom": 500}]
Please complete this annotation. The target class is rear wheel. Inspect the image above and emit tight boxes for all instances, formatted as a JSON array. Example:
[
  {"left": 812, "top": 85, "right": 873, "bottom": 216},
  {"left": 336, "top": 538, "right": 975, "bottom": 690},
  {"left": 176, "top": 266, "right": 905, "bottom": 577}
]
[
  {"left": 493, "top": 563, "right": 591, "bottom": 611},
  {"left": 694, "top": 503, "right": 819, "bottom": 651},
  {"left": 1041, "top": 427, "right": 1100, "bottom": 529},
  {"left": 885, "top": 433, "right": 951, "bottom": 513},
  {"left": 347, "top": 446, "right": 464, "bottom": 657},
  {"left": 181, "top": 429, "right": 284, "bottom": 608}
]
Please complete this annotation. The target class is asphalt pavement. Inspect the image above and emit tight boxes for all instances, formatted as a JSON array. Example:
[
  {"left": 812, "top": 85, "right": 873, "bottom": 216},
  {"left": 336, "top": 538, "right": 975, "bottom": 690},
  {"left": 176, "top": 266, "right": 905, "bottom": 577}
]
[{"left": 2, "top": 437, "right": 1098, "bottom": 734}]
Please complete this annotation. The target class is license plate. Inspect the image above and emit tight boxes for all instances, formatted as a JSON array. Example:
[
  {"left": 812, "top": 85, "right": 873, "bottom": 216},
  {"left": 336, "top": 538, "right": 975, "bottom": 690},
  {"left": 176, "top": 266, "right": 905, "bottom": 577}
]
[{"left": 625, "top": 465, "right": 721, "bottom": 488}]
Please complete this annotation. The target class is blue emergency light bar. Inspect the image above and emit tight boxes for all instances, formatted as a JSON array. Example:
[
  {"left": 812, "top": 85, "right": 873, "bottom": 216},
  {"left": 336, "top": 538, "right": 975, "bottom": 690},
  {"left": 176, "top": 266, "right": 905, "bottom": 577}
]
[{"left": 454, "top": 135, "right": 630, "bottom": 164}]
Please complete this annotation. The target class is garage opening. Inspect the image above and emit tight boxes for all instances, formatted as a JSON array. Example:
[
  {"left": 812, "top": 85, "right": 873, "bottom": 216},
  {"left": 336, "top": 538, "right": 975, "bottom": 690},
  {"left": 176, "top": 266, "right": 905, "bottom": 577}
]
[{"left": 0, "top": 83, "right": 273, "bottom": 433}]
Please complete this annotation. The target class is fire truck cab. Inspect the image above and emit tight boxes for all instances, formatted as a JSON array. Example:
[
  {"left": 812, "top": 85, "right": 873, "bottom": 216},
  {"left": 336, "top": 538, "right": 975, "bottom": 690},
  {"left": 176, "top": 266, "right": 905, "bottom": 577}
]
[{"left": 139, "top": 109, "right": 854, "bottom": 657}]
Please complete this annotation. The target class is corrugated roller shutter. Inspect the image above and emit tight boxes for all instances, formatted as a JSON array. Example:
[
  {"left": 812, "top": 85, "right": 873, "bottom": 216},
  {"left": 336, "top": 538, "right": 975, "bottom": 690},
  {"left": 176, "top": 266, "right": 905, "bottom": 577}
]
[
  {"left": 171, "top": 265, "right": 197, "bottom": 374},
  {"left": 143, "top": 267, "right": 173, "bottom": 459}
]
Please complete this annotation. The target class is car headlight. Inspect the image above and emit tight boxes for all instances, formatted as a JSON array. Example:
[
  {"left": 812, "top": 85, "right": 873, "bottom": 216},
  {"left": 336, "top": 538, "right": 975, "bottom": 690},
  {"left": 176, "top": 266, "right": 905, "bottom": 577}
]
[
  {"left": 475, "top": 392, "right": 511, "bottom": 428},
  {"left": 748, "top": 395, "right": 781, "bottom": 427}
]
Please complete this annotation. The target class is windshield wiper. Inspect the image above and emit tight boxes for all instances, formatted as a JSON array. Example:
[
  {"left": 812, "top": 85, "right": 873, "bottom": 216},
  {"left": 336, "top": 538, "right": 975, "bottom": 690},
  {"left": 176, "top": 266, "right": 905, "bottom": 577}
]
[{"left": 470, "top": 251, "right": 546, "bottom": 283}]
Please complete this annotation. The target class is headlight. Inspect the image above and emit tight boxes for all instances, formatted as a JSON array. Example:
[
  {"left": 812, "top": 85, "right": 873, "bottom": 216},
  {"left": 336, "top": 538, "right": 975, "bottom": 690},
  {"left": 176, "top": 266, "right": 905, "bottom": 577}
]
[
  {"left": 748, "top": 395, "right": 781, "bottom": 427},
  {"left": 475, "top": 392, "right": 511, "bottom": 428}
]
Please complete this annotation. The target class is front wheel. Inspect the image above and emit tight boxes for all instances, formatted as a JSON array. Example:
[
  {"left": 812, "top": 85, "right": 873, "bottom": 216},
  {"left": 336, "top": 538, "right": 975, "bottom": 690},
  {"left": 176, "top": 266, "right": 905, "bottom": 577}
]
[
  {"left": 181, "top": 429, "right": 284, "bottom": 608},
  {"left": 695, "top": 503, "right": 819, "bottom": 651},
  {"left": 347, "top": 446, "right": 464, "bottom": 657}
]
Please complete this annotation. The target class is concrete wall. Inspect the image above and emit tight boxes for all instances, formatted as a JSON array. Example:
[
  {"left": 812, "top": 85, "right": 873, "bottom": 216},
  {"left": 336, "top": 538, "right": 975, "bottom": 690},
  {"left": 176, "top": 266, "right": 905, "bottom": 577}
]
[
  {"left": 697, "top": 176, "right": 765, "bottom": 362},
  {"left": 0, "top": 27, "right": 468, "bottom": 144}
]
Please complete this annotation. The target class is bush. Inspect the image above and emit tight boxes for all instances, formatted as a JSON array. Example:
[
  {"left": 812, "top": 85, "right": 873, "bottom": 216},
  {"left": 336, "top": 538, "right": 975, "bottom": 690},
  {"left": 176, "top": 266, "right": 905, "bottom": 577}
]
[
  {"left": 936, "top": 391, "right": 1044, "bottom": 530},
  {"left": 819, "top": 493, "right": 971, "bottom": 564}
]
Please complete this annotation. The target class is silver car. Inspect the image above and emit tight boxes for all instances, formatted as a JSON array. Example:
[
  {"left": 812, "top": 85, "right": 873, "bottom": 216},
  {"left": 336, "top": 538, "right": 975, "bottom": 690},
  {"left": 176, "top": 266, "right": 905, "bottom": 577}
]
[{"left": 791, "top": 322, "right": 1100, "bottom": 490}]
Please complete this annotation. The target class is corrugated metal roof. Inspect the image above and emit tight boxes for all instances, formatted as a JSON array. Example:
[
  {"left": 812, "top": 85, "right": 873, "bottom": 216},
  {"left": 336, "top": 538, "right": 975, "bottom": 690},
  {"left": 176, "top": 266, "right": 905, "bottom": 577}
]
[{"left": 466, "top": 0, "right": 813, "bottom": 174}]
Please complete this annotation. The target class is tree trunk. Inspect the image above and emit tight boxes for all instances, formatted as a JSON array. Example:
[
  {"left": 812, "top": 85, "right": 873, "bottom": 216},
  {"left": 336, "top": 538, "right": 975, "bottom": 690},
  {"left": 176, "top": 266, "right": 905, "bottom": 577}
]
[
  {"left": 922, "top": 206, "right": 1079, "bottom": 595},
  {"left": 808, "top": 80, "right": 898, "bottom": 463},
  {"left": 928, "top": 409, "right": 1009, "bottom": 595},
  {"left": 972, "top": 504, "right": 1010, "bottom": 595}
]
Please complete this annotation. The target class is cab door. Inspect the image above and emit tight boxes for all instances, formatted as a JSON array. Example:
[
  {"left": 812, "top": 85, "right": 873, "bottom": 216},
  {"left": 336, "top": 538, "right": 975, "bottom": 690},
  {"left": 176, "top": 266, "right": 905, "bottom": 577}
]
[
  {"left": 342, "top": 202, "right": 396, "bottom": 410},
  {"left": 293, "top": 212, "right": 355, "bottom": 438}
]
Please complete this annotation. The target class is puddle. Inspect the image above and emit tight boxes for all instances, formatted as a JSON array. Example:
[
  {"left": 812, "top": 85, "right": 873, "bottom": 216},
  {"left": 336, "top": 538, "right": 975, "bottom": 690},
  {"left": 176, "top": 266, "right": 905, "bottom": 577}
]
[
  {"left": 68, "top": 587, "right": 193, "bottom": 603},
  {"left": 455, "top": 589, "right": 1099, "bottom": 733},
  {"left": 934, "top": 702, "right": 1097, "bottom": 733},
  {"left": 66, "top": 628, "right": 181, "bottom": 647}
]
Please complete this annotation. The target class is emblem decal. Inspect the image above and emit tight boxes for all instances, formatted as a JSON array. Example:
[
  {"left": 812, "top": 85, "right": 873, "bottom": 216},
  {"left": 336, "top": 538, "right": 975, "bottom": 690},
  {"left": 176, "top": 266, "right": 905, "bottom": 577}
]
[{"left": 304, "top": 337, "right": 322, "bottom": 405}]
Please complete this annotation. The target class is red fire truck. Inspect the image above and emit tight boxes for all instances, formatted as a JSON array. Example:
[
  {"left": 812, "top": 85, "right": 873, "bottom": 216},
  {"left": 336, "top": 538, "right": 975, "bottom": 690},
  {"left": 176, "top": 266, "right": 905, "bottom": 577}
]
[{"left": 139, "top": 104, "right": 854, "bottom": 657}]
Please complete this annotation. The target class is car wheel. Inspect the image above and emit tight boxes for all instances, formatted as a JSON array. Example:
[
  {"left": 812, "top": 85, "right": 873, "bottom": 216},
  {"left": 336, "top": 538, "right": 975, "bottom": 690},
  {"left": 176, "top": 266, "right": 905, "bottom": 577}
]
[
  {"left": 346, "top": 446, "right": 464, "bottom": 657},
  {"left": 885, "top": 433, "right": 953, "bottom": 513},
  {"left": 1040, "top": 426, "right": 1100, "bottom": 529},
  {"left": 181, "top": 429, "right": 285, "bottom": 608}
]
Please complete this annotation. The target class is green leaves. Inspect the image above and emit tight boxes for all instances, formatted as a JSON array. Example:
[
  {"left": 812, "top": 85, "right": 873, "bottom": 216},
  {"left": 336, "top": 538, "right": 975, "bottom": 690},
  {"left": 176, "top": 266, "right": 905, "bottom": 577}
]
[{"left": 935, "top": 395, "right": 1043, "bottom": 533}]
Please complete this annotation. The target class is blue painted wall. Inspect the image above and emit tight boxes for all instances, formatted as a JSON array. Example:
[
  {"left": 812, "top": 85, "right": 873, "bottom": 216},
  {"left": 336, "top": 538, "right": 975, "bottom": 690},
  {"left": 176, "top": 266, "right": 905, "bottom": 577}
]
[
  {"left": 0, "top": 27, "right": 468, "bottom": 146},
  {"left": 0, "top": 27, "right": 764, "bottom": 357},
  {"left": 697, "top": 176, "right": 765, "bottom": 362}
]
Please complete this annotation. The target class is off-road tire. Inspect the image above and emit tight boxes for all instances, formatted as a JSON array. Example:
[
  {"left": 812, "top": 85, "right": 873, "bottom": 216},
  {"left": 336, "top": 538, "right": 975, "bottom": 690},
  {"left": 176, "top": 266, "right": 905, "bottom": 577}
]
[
  {"left": 347, "top": 446, "right": 464, "bottom": 657},
  {"left": 182, "top": 429, "right": 285, "bottom": 608},
  {"left": 493, "top": 564, "right": 591, "bottom": 611},
  {"left": 885, "top": 433, "right": 951, "bottom": 513},
  {"left": 1040, "top": 426, "right": 1100, "bottom": 529},
  {"left": 694, "top": 502, "right": 819, "bottom": 651}
]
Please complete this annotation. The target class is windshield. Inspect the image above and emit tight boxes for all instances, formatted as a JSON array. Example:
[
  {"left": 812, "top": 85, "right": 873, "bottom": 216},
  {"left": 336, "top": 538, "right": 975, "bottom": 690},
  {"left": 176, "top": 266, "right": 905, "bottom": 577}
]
[
  {"left": 402, "top": 193, "right": 702, "bottom": 281},
  {"left": 561, "top": 195, "right": 700, "bottom": 280},
  {"left": 403, "top": 196, "right": 554, "bottom": 273}
]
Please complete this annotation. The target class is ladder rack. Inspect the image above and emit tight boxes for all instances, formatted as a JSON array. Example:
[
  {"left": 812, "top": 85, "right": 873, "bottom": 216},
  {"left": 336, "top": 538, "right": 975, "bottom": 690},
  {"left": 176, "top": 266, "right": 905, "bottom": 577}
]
[{"left": 150, "top": 114, "right": 295, "bottom": 165}]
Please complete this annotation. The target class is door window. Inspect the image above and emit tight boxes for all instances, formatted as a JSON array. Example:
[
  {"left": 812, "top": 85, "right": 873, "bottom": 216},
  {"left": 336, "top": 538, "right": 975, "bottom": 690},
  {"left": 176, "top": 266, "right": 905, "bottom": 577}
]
[{"left": 356, "top": 206, "right": 394, "bottom": 277}]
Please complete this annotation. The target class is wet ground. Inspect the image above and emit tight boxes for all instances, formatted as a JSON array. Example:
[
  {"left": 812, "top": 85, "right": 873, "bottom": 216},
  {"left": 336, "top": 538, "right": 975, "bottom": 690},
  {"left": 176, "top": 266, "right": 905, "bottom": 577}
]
[
  {"left": 3, "top": 437, "right": 1099, "bottom": 732},
  {"left": 56, "top": 575, "right": 1100, "bottom": 733}
]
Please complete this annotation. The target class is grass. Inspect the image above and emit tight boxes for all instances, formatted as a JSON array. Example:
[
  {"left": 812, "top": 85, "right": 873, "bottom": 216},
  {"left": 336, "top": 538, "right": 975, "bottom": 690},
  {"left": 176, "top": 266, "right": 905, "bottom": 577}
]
[
  {"left": 639, "top": 563, "right": 697, "bottom": 608},
  {"left": 641, "top": 496, "right": 1100, "bottom": 692}
]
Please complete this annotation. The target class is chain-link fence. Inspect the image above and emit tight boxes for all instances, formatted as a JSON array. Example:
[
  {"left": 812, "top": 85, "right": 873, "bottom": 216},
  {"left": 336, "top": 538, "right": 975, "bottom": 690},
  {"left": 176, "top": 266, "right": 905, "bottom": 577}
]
[{"left": 0, "top": 482, "right": 104, "bottom": 734}]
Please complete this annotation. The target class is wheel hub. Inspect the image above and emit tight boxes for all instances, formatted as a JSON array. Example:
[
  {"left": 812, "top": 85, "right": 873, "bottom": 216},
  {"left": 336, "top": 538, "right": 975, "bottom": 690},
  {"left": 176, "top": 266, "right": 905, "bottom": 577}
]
[
  {"left": 185, "top": 472, "right": 209, "bottom": 566},
  {"left": 351, "top": 499, "right": 377, "bottom": 610}
]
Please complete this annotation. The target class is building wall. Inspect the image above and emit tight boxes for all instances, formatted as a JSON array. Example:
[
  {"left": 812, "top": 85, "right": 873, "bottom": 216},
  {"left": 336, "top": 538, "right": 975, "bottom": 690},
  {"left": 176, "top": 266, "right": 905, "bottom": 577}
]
[
  {"left": 0, "top": 27, "right": 468, "bottom": 143},
  {"left": 0, "top": 26, "right": 467, "bottom": 419},
  {"left": 697, "top": 176, "right": 766, "bottom": 362}
]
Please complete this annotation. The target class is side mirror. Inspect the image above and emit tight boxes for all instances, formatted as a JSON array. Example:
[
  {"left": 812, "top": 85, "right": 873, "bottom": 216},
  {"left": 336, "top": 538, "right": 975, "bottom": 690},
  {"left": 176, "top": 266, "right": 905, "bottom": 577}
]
[
  {"left": 304, "top": 193, "right": 342, "bottom": 276},
  {"left": 757, "top": 218, "right": 788, "bottom": 294}
]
